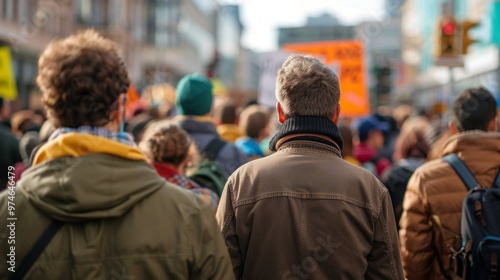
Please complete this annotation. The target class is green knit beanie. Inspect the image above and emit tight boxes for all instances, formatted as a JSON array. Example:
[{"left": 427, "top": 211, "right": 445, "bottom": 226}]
[{"left": 175, "top": 74, "right": 213, "bottom": 116}]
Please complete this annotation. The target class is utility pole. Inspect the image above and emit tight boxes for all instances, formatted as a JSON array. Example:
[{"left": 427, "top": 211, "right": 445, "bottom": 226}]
[{"left": 442, "top": 0, "right": 456, "bottom": 123}]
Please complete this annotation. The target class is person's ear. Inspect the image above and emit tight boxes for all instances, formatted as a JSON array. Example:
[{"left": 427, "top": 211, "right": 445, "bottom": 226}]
[
  {"left": 114, "top": 94, "right": 125, "bottom": 122},
  {"left": 449, "top": 121, "right": 459, "bottom": 134},
  {"left": 276, "top": 102, "right": 286, "bottom": 124},
  {"left": 332, "top": 103, "right": 341, "bottom": 124},
  {"left": 487, "top": 116, "right": 499, "bottom": 132}
]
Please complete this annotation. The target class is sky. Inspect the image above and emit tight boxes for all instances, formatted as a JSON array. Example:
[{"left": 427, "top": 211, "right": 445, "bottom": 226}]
[{"left": 222, "top": 0, "right": 387, "bottom": 52}]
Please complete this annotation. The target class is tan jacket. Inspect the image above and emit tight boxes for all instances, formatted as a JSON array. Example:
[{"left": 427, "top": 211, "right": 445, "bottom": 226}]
[
  {"left": 216, "top": 137, "right": 404, "bottom": 280},
  {"left": 399, "top": 131, "right": 500, "bottom": 280},
  {"left": 0, "top": 133, "right": 233, "bottom": 280}
]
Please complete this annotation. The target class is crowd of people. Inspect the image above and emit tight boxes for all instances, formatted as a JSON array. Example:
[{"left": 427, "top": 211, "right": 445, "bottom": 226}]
[{"left": 0, "top": 30, "right": 499, "bottom": 279}]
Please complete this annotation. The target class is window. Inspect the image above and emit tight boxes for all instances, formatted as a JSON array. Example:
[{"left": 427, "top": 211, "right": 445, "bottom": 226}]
[
  {"left": 4, "top": 0, "right": 18, "bottom": 21},
  {"left": 146, "top": 0, "right": 179, "bottom": 47},
  {"left": 77, "top": 0, "right": 109, "bottom": 26}
]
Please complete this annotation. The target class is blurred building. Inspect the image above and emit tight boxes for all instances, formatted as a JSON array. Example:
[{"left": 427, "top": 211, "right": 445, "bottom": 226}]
[
  {"left": 354, "top": 0, "right": 404, "bottom": 107},
  {"left": 357, "top": 18, "right": 402, "bottom": 106},
  {"left": 214, "top": 4, "right": 259, "bottom": 98},
  {"left": 0, "top": 0, "right": 219, "bottom": 109},
  {"left": 215, "top": 4, "right": 243, "bottom": 89},
  {"left": 74, "top": 0, "right": 217, "bottom": 89},
  {"left": 0, "top": 0, "right": 74, "bottom": 109},
  {"left": 238, "top": 47, "right": 260, "bottom": 92},
  {"left": 401, "top": 0, "right": 498, "bottom": 111},
  {"left": 277, "top": 13, "right": 356, "bottom": 48}
]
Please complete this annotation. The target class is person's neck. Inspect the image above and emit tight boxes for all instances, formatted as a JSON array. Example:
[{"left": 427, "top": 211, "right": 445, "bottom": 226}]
[
  {"left": 103, "top": 120, "right": 119, "bottom": 132},
  {"left": 269, "top": 116, "right": 343, "bottom": 151}
]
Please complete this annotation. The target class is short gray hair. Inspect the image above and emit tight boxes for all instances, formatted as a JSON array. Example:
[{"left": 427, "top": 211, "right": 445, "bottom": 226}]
[{"left": 275, "top": 54, "right": 340, "bottom": 119}]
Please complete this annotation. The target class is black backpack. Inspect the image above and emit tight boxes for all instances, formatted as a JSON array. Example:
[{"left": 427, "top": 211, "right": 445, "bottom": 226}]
[
  {"left": 442, "top": 154, "right": 500, "bottom": 280},
  {"left": 189, "top": 138, "right": 228, "bottom": 197}
]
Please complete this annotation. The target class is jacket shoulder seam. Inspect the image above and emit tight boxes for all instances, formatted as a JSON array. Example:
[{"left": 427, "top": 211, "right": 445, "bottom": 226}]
[{"left": 234, "top": 192, "right": 378, "bottom": 214}]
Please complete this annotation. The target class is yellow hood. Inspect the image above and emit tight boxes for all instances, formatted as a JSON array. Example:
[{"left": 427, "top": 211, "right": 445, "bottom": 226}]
[{"left": 33, "top": 133, "right": 147, "bottom": 165}]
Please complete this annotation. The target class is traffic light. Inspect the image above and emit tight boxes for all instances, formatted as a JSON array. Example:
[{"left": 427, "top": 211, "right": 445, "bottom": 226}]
[
  {"left": 461, "top": 20, "right": 480, "bottom": 54},
  {"left": 438, "top": 17, "right": 458, "bottom": 57}
]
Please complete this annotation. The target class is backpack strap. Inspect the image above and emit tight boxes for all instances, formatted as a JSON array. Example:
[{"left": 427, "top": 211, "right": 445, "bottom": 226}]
[
  {"left": 11, "top": 220, "right": 63, "bottom": 280},
  {"left": 493, "top": 169, "right": 500, "bottom": 189},
  {"left": 431, "top": 228, "right": 453, "bottom": 280},
  {"left": 442, "top": 154, "right": 478, "bottom": 191},
  {"left": 202, "top": 138, "right": 226, "bottom": 161},
  {"left": 28, "top": 142, "right": 45, "bottom": 167}
]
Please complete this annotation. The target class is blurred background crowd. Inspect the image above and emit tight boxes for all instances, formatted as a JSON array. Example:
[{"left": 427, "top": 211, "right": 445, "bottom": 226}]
[{"left": 0, "top": 0, "right": 500, "bottom": 221}]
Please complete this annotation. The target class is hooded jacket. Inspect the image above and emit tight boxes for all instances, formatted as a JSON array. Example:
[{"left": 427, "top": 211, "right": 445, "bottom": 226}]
[
  {"left": 399, "top": 131, "right": 500, "bottom": 280},
  {"left": 0, "top": 133, "right": 233, "bottom": 279}
]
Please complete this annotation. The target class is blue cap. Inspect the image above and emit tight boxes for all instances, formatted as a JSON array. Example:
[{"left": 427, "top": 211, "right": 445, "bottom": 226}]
[{"left": 357, "top": 115, "right": 390, "bottom": 142}]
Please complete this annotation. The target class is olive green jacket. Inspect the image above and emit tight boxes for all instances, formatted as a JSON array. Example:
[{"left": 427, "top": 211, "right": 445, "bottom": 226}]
[{"left": 0, "top": 133, "right": 233, "bottom": 279}]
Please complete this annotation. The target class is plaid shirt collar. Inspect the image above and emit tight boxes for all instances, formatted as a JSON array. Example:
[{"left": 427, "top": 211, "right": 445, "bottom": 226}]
[{"left": 49, "top": 126, "right": 137, "bottom": 147}]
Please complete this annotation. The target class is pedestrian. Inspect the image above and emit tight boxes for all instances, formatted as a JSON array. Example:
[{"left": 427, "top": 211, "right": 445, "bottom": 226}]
[
  {"left": 235, "top": 105, "right": 270, "bottom": 160},
  {"left": 399, "top": 87, "right": 500, "bottom": 279},
  {"left": 338, "top": 125, "right": 361, "bottom": 166},
  {"left": 0, "top": 97, "right": 22, "bottom": 189},
  {"left": 214, "top": 100, "right": 242, "bottom": 143},
  {"left": 174, "top": 73, "right": 248, "bottom": 178},
  {"left": 216, "top": 54, "right": 404, "bottom": 280},
  {"left": 140, "top": 122, "right": 219, "bottom": 209},
  {"left": 354, "top": 115, "right": 392, "bottom": 177},
  {"left": 0, "top": 30, "right": 233, "bottom": 280},
  {"left": 382, "top": 117, "right": 431, "bottom": 229}
]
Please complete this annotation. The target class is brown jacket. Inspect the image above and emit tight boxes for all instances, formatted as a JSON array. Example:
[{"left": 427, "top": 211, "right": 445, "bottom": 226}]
[
  {"left": 399, "top": 131, "right": 500, "bottom": 280},
  {"left": 216, "top": 137, "right": 404, "bottom": 280}
]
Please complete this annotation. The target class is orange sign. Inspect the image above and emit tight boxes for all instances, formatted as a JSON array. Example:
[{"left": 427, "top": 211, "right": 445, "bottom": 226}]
[{"left": 284, "top": 41, "right": 369, "bottom": 117}]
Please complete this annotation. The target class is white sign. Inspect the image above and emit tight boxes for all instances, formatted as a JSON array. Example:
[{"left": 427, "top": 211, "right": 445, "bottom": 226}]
[{"left": 258, "top": 51, "right": 291, "bottom": 108}]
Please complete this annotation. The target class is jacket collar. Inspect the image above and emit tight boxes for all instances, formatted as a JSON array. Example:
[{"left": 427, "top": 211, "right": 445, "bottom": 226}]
[
  {"left": 174, "top": 116, "right": 218, "bottom": 135},
  {"left": 33, "top": 133, "right": 147, "bottom": 166},
  {"left": 277, "top": 137, "right": 342, "bottom": 158},
  {"left": 442, "top": 130, "right": 500, "bottom": 157},
  {"left": 269, "top": 116, "right": 344, "bottom": 152},
  {"left": 152, "top": 162, "right": 180, "bottom": 179}
]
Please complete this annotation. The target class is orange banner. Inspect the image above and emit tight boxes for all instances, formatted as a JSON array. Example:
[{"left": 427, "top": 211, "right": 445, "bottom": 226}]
[{"left": 284, "top": 41, "right": 369, "bottom": 117}]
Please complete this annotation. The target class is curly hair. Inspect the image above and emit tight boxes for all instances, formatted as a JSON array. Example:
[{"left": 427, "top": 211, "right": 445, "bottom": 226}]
[
  {"left": 139, "top": 122, "right": 194, "bottom": 167},
  {"left": 36, "top": 30, "right": 130, "bottom": 128}
]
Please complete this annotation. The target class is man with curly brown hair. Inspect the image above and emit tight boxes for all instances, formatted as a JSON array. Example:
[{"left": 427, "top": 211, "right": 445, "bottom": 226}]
[{"left": 0, "top": 30, "right": 233, "bottom": 280}]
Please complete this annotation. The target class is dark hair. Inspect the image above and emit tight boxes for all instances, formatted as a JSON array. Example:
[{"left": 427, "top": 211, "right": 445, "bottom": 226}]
[
  {"left": 452, "top": 87, "right": 497, "bottom": 132},
  {"left": 239, "top": 105, "right": 268, "bottom": 139},
  {"left": 0, "top": 97, "right": 4, "bottom": 110},
  {"left": 215, "top": 101, "right": 238, "bottom": 124},
  {"left": 339, "top": 125, "right": 354, "bottom": 159},
  {"left": 37, "top": 30, "right": 130, "bottom": 128}
]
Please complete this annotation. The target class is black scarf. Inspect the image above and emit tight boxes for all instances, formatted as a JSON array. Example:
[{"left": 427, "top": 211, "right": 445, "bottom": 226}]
[{"left": 269, "top": 116, "right": 344, "bottom": 152}]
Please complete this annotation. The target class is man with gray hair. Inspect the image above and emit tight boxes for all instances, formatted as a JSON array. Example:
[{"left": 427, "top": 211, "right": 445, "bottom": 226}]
[{"left": 216, "top": 54, "right": 404, "bottom": 279}]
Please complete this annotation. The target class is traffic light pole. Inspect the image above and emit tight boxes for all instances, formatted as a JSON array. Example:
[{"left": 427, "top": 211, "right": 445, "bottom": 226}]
[
  {"left": 448, "top": 66, "right": 455, "bottom": 122},
  {"left": 497, "top": 49, "right": 500, "bottom": 97}
]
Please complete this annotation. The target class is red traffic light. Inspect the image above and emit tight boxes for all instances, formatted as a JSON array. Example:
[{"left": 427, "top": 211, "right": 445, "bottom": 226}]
[{"left": 442, "top": 20, "right": 456, "bottom": 35}]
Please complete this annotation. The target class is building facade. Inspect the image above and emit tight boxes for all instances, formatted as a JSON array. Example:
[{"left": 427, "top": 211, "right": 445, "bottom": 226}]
[
  {"left": 0, "top": 0, "right": 74, "bottom": 109},
  {"left": 0, "top": 0, "right": 219, "bottom": 109},
  {"left": 401, "top": 0, "right": 498, "bottom": 111},
  {"left": 277, "top": 13, "right": 356, "bottom": 48}
]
